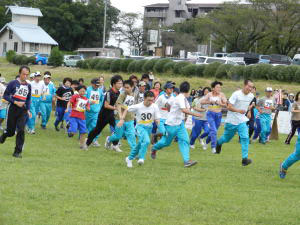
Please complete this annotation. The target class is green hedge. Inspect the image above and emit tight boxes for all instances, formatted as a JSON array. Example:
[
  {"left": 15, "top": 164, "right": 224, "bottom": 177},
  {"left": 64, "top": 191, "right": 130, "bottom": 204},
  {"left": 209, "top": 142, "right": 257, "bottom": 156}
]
[
  {"left": 12, "top": 54, "right": 34, "bottom": 65},
  {"left": 75, "top": 58, "right": 300, "bottom": 83},
  {"left": 6, "top": 50, "right": 16, "bottom": 63}
]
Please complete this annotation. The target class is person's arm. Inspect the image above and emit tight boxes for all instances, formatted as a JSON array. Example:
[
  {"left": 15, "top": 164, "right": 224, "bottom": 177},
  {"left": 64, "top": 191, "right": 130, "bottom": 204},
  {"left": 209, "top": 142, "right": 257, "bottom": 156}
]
[
  {"left": 218, "top": 93, "right": 227, "bottom": 107},
  {"left": 25, "top": 84, "right": 31, "bottom": 111},
  {"left": 104, "top": 92, "right": 116, "bottom": 110},
  {"left": 227, "top": 103, "right": 246, "bottom": 114},
  {"left": 86, "top": 101, "right": 90, "bottom": 112},
  {"left": 55, "top": 88, "right": 65, "bottom": 101},
  {"left": 65, "top": 95, "right": 74, "bottom": 112},
  {"left": 200, "top": 93, "right": 211, "bottom": 104},
  {"left": 3, "top": 81, "right": 15, "bottom": 104}
]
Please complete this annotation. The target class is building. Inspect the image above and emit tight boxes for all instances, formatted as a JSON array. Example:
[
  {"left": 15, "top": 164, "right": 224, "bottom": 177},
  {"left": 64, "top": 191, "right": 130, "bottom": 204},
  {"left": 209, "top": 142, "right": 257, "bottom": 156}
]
[
  {"left": 76, "top": 48, "right": 121, "bottom": 59},
  {"left": 143, "top": 0, "right": 222, "bottom": 55},
  {"left": 0, "top": 6, "right": 58, "bottom": 57},
  {"left": 72, "top": 0, "right": 89, "bottom": 5}
]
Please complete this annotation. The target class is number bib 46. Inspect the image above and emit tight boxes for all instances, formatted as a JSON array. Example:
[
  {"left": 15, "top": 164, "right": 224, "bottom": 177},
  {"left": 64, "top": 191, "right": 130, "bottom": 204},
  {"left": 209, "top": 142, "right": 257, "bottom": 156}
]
[
  {"left": 76, "top": 98, "right": 88, "bottom": 112},
  {"left": 14, "top": 85, "right": 29, "bottom": 100}
]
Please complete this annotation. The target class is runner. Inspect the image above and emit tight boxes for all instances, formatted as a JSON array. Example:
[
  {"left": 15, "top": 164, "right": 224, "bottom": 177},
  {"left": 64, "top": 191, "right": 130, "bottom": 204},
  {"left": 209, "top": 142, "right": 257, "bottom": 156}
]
[
  {"left": 0, "top": 78, "right": 7, "bottom": 130},
  {"left": 285, "top": 92, "right": 300, "bottom": 145}
]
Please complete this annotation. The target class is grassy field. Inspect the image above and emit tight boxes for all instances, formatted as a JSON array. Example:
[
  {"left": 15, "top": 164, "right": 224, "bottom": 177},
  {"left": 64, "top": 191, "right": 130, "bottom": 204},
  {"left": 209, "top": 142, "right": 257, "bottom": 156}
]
[{"left": 0, "top": 59, "right": 300, "bottom": 225}]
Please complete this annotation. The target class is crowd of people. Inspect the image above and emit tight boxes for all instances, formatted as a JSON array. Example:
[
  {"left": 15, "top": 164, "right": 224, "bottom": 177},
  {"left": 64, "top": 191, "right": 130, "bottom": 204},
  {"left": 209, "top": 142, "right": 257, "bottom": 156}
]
[{"left": 0, "top": 66, "right": 300, "bottom": 177}]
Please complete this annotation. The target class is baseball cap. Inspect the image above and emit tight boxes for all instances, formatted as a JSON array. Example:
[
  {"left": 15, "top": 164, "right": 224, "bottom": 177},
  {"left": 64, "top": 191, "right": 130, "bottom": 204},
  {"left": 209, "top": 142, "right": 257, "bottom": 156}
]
[
  {"left": 30, "top": 73, "right": 35, "bottom": 78},
  {"left": 91, "top": 78, "right": 100, "bottom": 85},
  {"left": 164, "top": 82, "right": 174, "bottom": 89},
  {"left": 35, "top": 71, "right": 41, "bottom": 77},
  {"left": 0, "top": 77, "right": 6, "bottom": 83},
  {"left": 173, "top": 87, "right": 180, "bottom": 93},
  {"left": 138, "top": 81, "right": 146, "bottom": 86},
  {"left": 265, "top": 87, "right": 273, "bottom": 92},
  {"left": 44, "top": 74, "right": 51, "bottom": 79},
  {"left": 289, "top": 93, "right": 295, "bottom": 96}
]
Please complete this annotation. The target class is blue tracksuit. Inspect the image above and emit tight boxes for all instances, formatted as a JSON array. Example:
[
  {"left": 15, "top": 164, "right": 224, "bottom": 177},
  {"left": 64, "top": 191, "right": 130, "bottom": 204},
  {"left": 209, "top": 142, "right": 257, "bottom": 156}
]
[
  {"left": 190, "top": 118, "right": 209, "bottom": 145},
  {"left": 85, "top": 86, "right": 104, "bottom": 139},
  {"left": 259, "top": 113, "right": 271, "bottom": 143},
  {"left": 206, "top": 111, "right": 222, "bottom": 148},
  {"left": 27, "top": 96, "right": 41, "bottom": 130},
  {"left": 282, "top": 135, "right": 300, "bottom": 170},
  {"left": 129, "top": 124, "right": 152, "bottom": 160},
  {"left": 40, "top": 83, "right": 56, "bottom": 127},
  {"left": 217, "top": 122, "right": 249, "bottom": 159},
  {"left": 153, "top": 121, "right": 190, "bottom": 162}
]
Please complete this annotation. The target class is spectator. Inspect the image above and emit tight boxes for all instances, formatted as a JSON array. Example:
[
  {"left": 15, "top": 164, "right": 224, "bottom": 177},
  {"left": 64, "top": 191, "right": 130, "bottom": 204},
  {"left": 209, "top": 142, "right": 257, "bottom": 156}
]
[
  {"left": 148, "top": 71, "right": 155, "bottom": 88},
  {"left": 78, "top": 78, "right": 84, "bottom": 85},
  {"left": 282, "top": 92, "right": 290, "bottom": 111},
  {"left": 141, "top": 74, "right": 151, "bottom": 91},
  {"left": 99, "top": 76, "right": 106, "bottom": 93},
  {"left": 129, "top": 75, "right": 139, "bottom": 96},
  {"left": 150, "top": 81, "right": 162, "bottom": 99}
]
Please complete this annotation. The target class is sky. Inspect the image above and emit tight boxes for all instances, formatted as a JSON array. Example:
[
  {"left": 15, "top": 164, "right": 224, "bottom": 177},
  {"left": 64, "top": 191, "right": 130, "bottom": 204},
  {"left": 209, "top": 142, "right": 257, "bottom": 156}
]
[{"left": 108, "top": 0, "right": 236, "bottom": 55}]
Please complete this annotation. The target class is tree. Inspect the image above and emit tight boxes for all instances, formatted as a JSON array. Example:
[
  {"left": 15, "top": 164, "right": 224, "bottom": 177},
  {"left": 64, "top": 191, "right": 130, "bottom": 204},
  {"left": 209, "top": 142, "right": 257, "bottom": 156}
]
[
  {"left": 113, "top": 12, "right": 144, "bottom": 55},
  {"left": 48, "top": 46, "right": 63, "bottom": 67}
]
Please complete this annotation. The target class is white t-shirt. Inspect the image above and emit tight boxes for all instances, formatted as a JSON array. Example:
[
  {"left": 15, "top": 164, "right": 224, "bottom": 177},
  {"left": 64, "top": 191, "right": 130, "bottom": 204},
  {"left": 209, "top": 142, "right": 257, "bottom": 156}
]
[
  {"left": 166, "top": 93, "right": 190, "bottom": 126},
  {"left": 128, "top": 102, "right": 160, "bottom": 126},
  {"left": 30, "top": 81, "right": 44, "bottom": 97},
  {"left": 225, "top": 90, "right": 254, "bottom": 125},
  {"left": 155, "top": 94, "right": 174, "bottom": 120},
  {"left": 0, "top": 83, "right": 7, "bottom": 109}
]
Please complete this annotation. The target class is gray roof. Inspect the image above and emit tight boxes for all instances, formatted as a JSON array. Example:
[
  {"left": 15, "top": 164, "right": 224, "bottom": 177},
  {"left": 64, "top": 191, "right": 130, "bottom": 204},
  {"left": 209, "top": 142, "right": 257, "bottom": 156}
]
[
  {"left": 6, "top": 6, "right": 43, "bottom": 17},
  {"left": 186, "top": 3, "right": 221, "bottom": 8},
  {"left": 0, "top": 22, "right": 58, "bottom": 45},
  {"left": 144, "top": 3, "right": 169, "bottom": 8}
]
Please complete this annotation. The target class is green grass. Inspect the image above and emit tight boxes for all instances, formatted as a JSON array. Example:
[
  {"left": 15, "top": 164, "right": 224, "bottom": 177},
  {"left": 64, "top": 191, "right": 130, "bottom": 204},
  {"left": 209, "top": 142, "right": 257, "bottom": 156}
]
[{"left": 1, "top": 58, "right": 300, "bottom": 224}]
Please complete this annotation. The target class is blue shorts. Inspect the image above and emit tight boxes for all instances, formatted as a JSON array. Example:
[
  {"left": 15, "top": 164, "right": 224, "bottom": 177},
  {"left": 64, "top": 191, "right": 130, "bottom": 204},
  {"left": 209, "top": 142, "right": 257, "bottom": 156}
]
[
  {"left": 0, "top": 108, "right": 7, "bottom": 119},
  {"left": 68, "top": 117, "right": 87, "bottom": 134}
]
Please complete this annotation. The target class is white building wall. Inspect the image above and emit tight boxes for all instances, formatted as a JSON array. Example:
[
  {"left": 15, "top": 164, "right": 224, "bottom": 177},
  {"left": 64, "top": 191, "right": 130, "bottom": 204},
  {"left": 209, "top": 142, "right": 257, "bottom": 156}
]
[
  {"left": 0, "top": 28, "right": 22, "bottom": 56},
  {"left": 12, "top": 14, "right": 38, "bottom": 25}
]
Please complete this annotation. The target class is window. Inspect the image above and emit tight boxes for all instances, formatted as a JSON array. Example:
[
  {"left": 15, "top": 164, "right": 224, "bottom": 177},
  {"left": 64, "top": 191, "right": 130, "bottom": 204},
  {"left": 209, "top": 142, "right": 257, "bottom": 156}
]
[
  {"left": 22, "top": 42, "right": 25, "bottom": 52},
  {"left": 14, "top": 42, "right": 18, "bottom": 52},
  {"left": 175, "top": 10, "right": 181, "bottom": 18},
  {"left": 9, "top": 30, "right": 13, "bottom": 39},
  {"left": 29, "top": 43, "right": 39, "bottom": 52},
  {"left": 3, "top": 42, "right": 7, "bottom": 53}
]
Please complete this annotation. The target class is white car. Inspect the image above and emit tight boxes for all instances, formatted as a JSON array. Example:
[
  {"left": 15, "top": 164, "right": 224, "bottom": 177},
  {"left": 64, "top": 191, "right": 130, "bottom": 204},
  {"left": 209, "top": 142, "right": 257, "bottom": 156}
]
[{"left": 196, "top": 56, "right": 239, "bottom": 65}]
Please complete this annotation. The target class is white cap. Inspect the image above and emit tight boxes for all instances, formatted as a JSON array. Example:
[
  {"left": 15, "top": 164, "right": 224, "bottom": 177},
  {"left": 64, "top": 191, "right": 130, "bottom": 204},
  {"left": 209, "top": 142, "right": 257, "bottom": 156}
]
[
  {"left": 44, "top": 74, "right": 51, "bottom": 79},
  {"left": 265, "top": 87, "right": 273, "bottom": 92},
  {"left": 138, "top": 81, "right": 147, "bottom": 86},
  {"left": 30, "top": 73, "right": 35, "bottom": 78},
  {"left": 35, "top": 71, "right": 41, "bottom": 77},
  {"left": 289, "top": 93, "right": 295, "bottom": 96},
  {"left": 0, "top": 77, "right": 6, "bottom": 83}
]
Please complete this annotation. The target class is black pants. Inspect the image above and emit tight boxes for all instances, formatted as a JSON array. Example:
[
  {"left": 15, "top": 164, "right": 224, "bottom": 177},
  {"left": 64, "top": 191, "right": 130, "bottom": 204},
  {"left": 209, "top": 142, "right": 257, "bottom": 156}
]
[
  {"left": 285, "top": 120, "right": 300, "bottom": 144},
  {"left": 0, "top": 104, "right": 27, "bottom": 154},
  {"left": 247, "top": 119, "right": 255, "bottom": 139},
  {"left": 86, "top": 112, "right": 118, "bottom": 146}
]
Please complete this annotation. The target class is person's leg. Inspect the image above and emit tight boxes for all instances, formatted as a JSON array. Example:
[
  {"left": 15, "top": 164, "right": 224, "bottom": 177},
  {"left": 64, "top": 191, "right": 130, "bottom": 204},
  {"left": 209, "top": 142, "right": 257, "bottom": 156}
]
[
  {"left": 199, "top": 121, "right": 210, "bottom": 139},
  {"left": 137, "top": 126, "right": 151, "bottom": 160},
  {"left": 260, "top": 115, "right": 268, "bottom": 143},
  {"left": 109, "top": 120, "right": 125, "bottom": 142},
  {"left": 86, "top": 113, "right": 108, "bottom": 146},
  {"left": 152, "top": 125, "right": 177, "bottom": 151},
  {"left": 67, "top": 117, "right": 78, "bottom": 137},
  {"left": 40, "top": 102, "right": 47, "bottom": 127},
  {"left": 282, "top": 135, "right": 300, "bottom": 170},
  {"left": 124, "top": 120, "right": 137, "bottom": 152},
  {"left": 14, "top": 109, "right": 27, "bottom": 155},
  {"left": 190, "top": 119, "right": 202, "bottom": 146},
  {"left": 253, "top": 118, "right": 260, "bottom": 140},
  {"left": 285, "top": 120, "right": 297, "bottom": 144},
  {"left": 108, "top": 116, "right": 119, "bottom": 146},
  {"left": 0, "top": 105, "right": 18, "bottom": 143},
  {"left": 45, "top": 103, "right": 52, "bottom": 127},
  {"left": 54, "top": 107, "right": 65, "bottom": 127},
  {"left": 177, "top": 122, "right": 191, "bottom": 162},
  {"left": 217, "top": 123, "right": 237, "bottom": 146},
  {"left": 27, "top": 100, "right": 36, "bottom": 131},
  {"left": 248, "top": 119, "right": 255, "bottom": 139},
  {"left": 207, "top": 111, "right": 218, "bottom": 149},
  {"left": 238, "top": 122, "right": 250, "bottom": 159},
  {"left": 78, "top": 118, "right": 88, "bottom": 148}
]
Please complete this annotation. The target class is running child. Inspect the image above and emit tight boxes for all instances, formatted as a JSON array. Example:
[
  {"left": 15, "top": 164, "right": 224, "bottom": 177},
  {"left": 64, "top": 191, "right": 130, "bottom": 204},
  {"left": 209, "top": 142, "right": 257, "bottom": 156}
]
[{"left": 0, "top": 78, "right": 7, "bottom": 130}]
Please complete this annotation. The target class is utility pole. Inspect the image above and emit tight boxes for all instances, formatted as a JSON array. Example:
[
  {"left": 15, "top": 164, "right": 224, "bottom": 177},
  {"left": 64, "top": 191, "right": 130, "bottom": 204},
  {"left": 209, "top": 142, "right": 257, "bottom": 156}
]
[{"left": 102, "top": 0, "right": 107, "bottom": 49}]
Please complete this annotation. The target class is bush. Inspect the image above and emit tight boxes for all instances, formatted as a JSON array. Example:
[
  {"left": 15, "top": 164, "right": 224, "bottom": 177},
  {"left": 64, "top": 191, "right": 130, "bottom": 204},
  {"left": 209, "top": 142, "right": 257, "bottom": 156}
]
[
  {"left": 27, "top": 56, "right": 36, "bottom": 65},
  {"left": 76, "top": 60, "right": 84, "bottom": 68},
  {"left": 195, "top": 65, "right": 206, "bottom": 77},
  {"left": 6, "top": 50, "right": 16, "bottom": 63},
  {"left": 120, "top": 59, "right": 134, "bottom": 72},
  {"left": 95, "top": 59, "right": 106, "bottom": 70},
  {"left": 173, "top": 61, "right": 190, "bottom": 74},
  {"left": 243, "top": 65, "right": 254, "bottom": 79},
  {"left": 135, "top": 60, "right": 148, "bottom": 73},
  {"left": 163, "top": 61, "right": 176, "bottom": 73},
  {"left": 228, "top": 66, "right": 245, "bottom": 81},
  {"left": 282, "top": 65, "right": 299, "bottom": 82},
  {"left": 274, "top": 65, "right": 288, "bottom": 82},
  {"left": 203, "top": 62, "right": 222, "bottom": 77},
  {"left": 142, "top": 59, "right": 159, "bottom": 73},
  {"left": 182, "top": 64, "right": 197, "bottom": 77},
  {"left": 102, "top": 59, "right": 113, "bottom": 71},
  {"left": 88, "top": 58, "right": 101, "bottom": 69},
  {"left": 153, "top": 59, "right": 172, "bottom": 73},
  {"left": 48, "top": 47, "right": 63, "bottom": 67},
  {"left": 294, "top": 67, "right": 300, "bottom": 83},
  {"left": 215, "top": 64, "right": 234, "bottom": 79},
  {"left": 110, "top": 59, "right": 122, "bottom": 72},
  {"left": 12, "top": 55, "right": 28, "bottom": 65},
  {"left": 81, "top": 60, "right": 89, "bottom": 69},
  {"left": 251, "top": 64, "right": 272, "bottom": 80},
  {"left": 127, "top": 60, "right": 137, "bottom": 73}
]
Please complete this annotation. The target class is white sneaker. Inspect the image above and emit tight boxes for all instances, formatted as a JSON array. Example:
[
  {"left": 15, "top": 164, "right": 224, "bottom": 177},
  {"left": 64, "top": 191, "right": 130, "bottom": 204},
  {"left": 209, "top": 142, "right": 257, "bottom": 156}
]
[
  {"left": 137, "top": 159, "right": 144, "bottom": 165},
  {"left": 190, "top": 145, "right": 195, "bottom": 149},
  {"left": 92, "top": 141, "right": 101, "bottom": 147},
  {"left": 212, "top": 148, "right": 216, "bottom": 154},
  {"left": 200, "top": 139, "right": 207, "bottom": 150},
  {"left": 105, "top": 136, "right": 111, "bottom": 149},
  {"left": 80, "top": 144, "right": 88, "bottom": 151},
  {"left": 125, "top": 157, "right": 133, "bottom": 168},
  {"left": 112, "top": 145, "right": 123, "bottom": 152}
]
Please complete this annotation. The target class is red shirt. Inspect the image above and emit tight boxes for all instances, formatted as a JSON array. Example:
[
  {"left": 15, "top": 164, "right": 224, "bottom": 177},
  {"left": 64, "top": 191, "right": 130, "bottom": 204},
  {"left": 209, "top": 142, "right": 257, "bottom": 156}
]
[{"left": 70, "top": 94, "right": 90, "bottom": 120}]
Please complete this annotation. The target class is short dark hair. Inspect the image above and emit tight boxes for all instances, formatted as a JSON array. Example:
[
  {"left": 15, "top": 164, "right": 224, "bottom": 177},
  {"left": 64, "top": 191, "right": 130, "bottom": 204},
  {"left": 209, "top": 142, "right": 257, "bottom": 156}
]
[
  {"left": 72, "top": 80, "right": 79, "bottom": 86},
  {"left": 211, "top": 81, "right": 223, "bottom": 88},
  {"left": 153, "top": 81, "right": 161, "bottom": 88},
  {"left": 141, "top": 74, "right": 150, "bottom": 80},
  {"left": 180, "top": 81, "right": 190, "bottom": 93},
  {"left": 63, "top": 77, "right": 72, "bottom": 84},
  {"left": 244, "top": 79, "right": 253, "bottom": 86},
  {"left": 19, "top": 65, "right": 30, "bottom": 74},
  {"left": 129, "top": 75, "right": 138, "bottom": 81},
  {"left": 123, "top": 79, "right": 134, "bottom": 87},
  {"left": 295, "top": 92, "right": 300, "bottom": 102},
  {"left": 202, "top": 87, "right": 211, "bottom": 95},
  {"left": 78, "top": 78, "right": 84, "bottom": 83},
  {"left": 111, "top": 75, "right": 123, "bottom": 86},
  {"left": 44, "top": 71, "right": 51, "bottom": 76},
  {"left": 144, "top": 90, "right": 154, "bottom": 98},
  {"left": 76, "top": 85, "right": 87, "bottom": 91}
]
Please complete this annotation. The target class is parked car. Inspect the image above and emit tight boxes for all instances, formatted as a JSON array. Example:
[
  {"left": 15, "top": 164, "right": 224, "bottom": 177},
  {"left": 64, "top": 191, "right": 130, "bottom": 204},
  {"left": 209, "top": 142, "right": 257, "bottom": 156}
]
[
  {"left": 34, "top": 53, "right": 48, "bottom": 65},
  {"left": 214, "top": 52, "right": 228, "bottom": 58},
  {"left": 63, "top": 55, "right": 84, "bottom": 67},
  {"left": 258, "top": 55, "right": 271, "bottom": 64},
  {"left": 292, "top": 54, "right": 300, "bottom": 65},
  {"left": 227, "top": 52, "right": 259, "bottom": 65},
  {"left": 269, "top": 54, "right": 292, "bottom": 65},
  {"left": 187, "top": 52, "right": 206, "bottom": 60},
  {"left": 196, "top": 56, "right": 238, "bottom": 65}
]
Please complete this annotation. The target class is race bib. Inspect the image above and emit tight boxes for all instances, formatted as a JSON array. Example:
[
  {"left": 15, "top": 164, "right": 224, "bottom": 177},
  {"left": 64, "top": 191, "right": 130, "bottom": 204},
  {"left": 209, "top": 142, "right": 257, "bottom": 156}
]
[
  {"left": 90, "top": 91, "right": 100, "bottom": 104},
  {"left": 139, "top": 112, "right": 153, "bottom": 125},
  {"left": 13, "top": 85, "right": 29, "bottom": 100},
  {"left": 264, "top": 100, "right": 273, "bottom": 109},
  {"left": 76, "top": 98, "right": 88, "bottom": 112},
  {"left": 123, "top": 95, "right": 135, "bottom": 109},
  {"left": 138, "top": 93, "right": 144, "bottom": 103}
]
